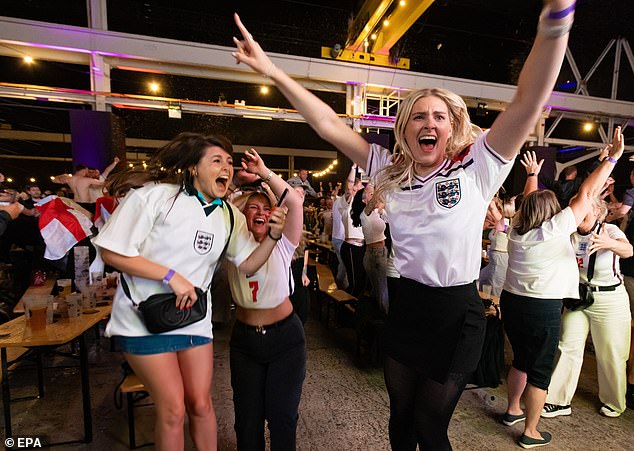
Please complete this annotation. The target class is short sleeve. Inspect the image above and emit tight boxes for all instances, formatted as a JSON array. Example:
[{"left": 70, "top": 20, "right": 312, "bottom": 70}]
[
  {"left": 365, "top": 143, "right": 393, "bottom": 180},
  {"left": 549, "top": 206, "right": 577, "bottom": 236},
  {"left": 225, "top": 204, "right": 258, "bottom": 267},
  {"left": 468, "top": 130, "right": 515, "bottom": 201},
  {"left": 93, "top": 189, "right": 156, "bottom": 257},
  {"left": 606, "top": 223, "right": 626, "bottom": 241}
]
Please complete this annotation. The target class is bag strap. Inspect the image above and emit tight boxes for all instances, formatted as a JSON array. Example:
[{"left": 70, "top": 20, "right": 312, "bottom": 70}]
[
  {"left": 586, "top": 222, "right": 601, "bottom": 283},
  {"left": 120, "top": 200, "right": 235, "bottom": 305}
]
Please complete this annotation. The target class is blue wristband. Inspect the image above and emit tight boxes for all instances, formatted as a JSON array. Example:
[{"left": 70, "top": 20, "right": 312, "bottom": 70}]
[
  {"left": 163, "top": 268, "right": 176, "bottom": 284},
  {"left": 547, "top": 2, "right": 576, "bottom": 20}
]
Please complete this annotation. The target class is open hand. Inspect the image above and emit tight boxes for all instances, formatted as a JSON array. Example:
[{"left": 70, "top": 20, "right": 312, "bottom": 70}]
[{"left": 520, "top": 150, "right": 544, "bottom": 175}]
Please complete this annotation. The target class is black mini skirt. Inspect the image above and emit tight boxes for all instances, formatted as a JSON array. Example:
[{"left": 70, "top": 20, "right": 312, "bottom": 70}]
[{"left": 384, "top": 277, "right": 486, "bottom": 383}]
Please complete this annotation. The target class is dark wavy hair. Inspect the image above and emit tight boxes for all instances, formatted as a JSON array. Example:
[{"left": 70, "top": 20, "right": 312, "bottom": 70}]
[
  {"left": 350, "top": 188, "right": 365, "bottom": 228},
  {"left": 106, "top": 132, "right": 233, "bottom": 197}
]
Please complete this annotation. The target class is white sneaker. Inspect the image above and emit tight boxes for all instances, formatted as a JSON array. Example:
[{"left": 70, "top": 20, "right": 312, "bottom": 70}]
[
  {"left": 599, "top": 405, "right": 620, "bottom": 418},
  {"left": 541, "top": 403, "right": 572, "bottom": 418}
]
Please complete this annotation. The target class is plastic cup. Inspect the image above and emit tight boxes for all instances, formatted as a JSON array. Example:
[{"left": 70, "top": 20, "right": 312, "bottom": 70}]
[
  {"left": 57, "top": 278, "right": 72, "bottom": 298},
  {"left": 80, "top": 285, "right": 97, "bottom": 311},
  {"left": 24, "top": 296, "right": 49, "bottom": 331},
  {"left": 66, "top": 293, "right": 82, "bottom": 318},
  {"left": 90, "top": 272, "right": 103, "bottom": 287},
  {"left": 482, "top": 284, "right": 493, "bottom": 298}
]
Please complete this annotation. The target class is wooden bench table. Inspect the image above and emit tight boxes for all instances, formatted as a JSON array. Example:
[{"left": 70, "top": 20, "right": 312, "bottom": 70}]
[{"left": 0, "top": 305, "right": 111, "bottom": 445}]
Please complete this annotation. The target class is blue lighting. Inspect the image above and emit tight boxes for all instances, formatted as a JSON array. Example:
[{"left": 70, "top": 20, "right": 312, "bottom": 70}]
[
  {"left": 557, "top": 81, "right": 577, "bottom": 90},
  {"left": 558, "top": 146, "right": 585, "bottom": 153}
]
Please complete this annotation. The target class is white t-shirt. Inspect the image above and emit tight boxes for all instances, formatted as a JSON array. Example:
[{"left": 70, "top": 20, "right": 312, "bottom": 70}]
[
  {"left": 365, "top": 130, "right": 513, "bottom": 287},
  {"left": 331, "top": 196, "right": 346, "bottom": 241},
  {"left": 504, "top": 207, "right": 579, "bottom": 299},
  {"left": 361, "top": 209, "right": 386, "bottom": 245},
  {"left": 341, "top": 199, "right": 364, "bottom": 242},
  {"left": 93, "top": 183, "right": 254, "bottom": 338},
  {"left": 571, "top": 223, "right": 625, "bottom": 286},
  {"left": 228, "top": 235, "right": 297, "bottom": 309}
]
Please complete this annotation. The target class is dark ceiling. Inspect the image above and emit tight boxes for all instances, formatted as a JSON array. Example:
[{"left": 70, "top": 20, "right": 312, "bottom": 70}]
[{"left": 0, "top": 0, "right": 633, "bottom": 187}]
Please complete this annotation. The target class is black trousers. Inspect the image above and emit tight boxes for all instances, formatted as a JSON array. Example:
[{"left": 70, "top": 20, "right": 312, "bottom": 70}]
[{"left": 340, "top": 241, "right": 366, "bottom": 297}]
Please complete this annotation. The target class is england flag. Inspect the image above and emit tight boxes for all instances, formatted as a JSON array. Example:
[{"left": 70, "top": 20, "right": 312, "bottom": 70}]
[{"left": 36, "top": 195, "right": 94, "bottom": 260}]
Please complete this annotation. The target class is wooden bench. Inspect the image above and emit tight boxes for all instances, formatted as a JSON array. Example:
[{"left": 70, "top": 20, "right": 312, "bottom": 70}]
[
  {"left": 0, "top": 347, "right": 31, "bottom": 383},
  {"left": 120, "top": 373, "right": 152, "bottom": 449},
  {"left": 313, "top": 262, "right": 357, "bottom": 328}
]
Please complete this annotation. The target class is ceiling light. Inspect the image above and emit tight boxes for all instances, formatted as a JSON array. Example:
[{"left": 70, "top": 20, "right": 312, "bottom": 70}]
[
  {"left": 260, "top": 86, "right": 269, "bottom": 94},
  {"left": 399, "top": 0, "right": 406, "bottom": 6},
  {"left": 383, "top": 20, "right": 390, "bottom": 27},
  {"left": 583, "top": 122, "right": 593, "bottom": 132},
  {"left": 29, "top": 177, "right": 36, "bottom": 182},
  {"left": 6, "top": 178, "right": 12, "bottom": 183},
  {"left": 370, "top": 34, "right": 377, "bottom": 40},
  {"left": 149, "top": 82, "right": 159, "bottom": 93},
  {"left": 23, "top": 56, "right": 34, "bottom": 64}
]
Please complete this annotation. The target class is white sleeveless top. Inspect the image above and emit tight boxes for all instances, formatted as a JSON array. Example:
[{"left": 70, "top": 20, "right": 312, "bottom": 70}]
[{"left": 360, "top": 209, "right": 386, "bottom": 245}]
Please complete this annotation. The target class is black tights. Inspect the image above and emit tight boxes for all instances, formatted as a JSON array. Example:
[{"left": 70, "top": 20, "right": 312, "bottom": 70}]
[{"left": 384, "top": 355, "right": 469, "bottom": 451}]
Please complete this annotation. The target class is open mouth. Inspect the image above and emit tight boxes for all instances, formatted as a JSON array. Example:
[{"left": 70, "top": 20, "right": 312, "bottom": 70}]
[
  {"left": 215, "top": 175, "right": 229, "bottom": 190},
  {"left": 253, "top": 218, "right": 266, "bottom": 225},
  {"left": 418, "top": 135, "right": 437, "bottom": 146}
]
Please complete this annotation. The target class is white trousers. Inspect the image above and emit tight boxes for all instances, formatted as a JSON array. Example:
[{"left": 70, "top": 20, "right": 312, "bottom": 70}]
[{"left": 547, "top": 285, "right": 632, "bottom": 413}]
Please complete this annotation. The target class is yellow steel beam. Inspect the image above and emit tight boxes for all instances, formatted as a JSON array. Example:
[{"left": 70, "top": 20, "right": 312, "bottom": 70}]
[
  {"left": 321, "top": 46, "right": 410, "bottom": 70},
  {"left": 346, "top": 0, "right": 395, "bottom": 53},
  {"left": 372, "top": 0, "right": 435, "bottom": 55}
]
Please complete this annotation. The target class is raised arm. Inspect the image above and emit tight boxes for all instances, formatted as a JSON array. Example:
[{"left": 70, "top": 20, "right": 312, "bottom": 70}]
[
  {"left": 242, "top": 148, "right": 304, "bottom": 244},
  {"left": 101, "top": 157, "right": 120, "bottom": 179},
  {"left": 570, "top": 127, "right": 624, "bottom": 224},
  {"left": 520, "top": 150, "right": 544, "bottom": 196},
  {"left": 232, "top": 13, "right": 370, "bottom": 169},
  {"left": 487, "top": 0, "right": 574, "bottom": 159}
]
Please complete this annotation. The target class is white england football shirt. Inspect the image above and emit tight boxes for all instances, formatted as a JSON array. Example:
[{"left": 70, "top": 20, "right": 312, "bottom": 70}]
[
  {"left": 228, "top": 235, "right": 297, "bottom": 309},
  {"left": 571, "top": 223, "right": 625, "bottom": 286},
  {"left": 365, "top": 130, "right": 513, "bottom": 287},
  {"left": 94, "top": 183, "right": 254, "bottom": 338}
]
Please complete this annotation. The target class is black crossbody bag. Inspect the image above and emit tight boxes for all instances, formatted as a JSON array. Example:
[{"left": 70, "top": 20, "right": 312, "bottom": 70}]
[
  {"left": 563, "top": 224, "right": 599, "bottom": 311},
  {"left": 120, "top": 203, "right": 234, "bottom": 333}
]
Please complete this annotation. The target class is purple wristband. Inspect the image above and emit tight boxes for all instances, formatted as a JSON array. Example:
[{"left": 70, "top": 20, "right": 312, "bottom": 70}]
[
  {"left": 607, "top": 156, "right": 618, "bottom": 164},
  {"left": 548, "top": 2, "right": 576, "bottom": 20},
  {"left": 162, "top": 268, "right": 176, "bottom": 284}
]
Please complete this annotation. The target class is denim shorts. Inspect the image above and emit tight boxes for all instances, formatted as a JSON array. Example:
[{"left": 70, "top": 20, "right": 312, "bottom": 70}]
[{"left": 115, "top": 334, "right": 212, "bottom": 355}]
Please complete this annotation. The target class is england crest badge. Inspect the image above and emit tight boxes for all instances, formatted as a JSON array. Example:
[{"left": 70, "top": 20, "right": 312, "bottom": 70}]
[
  {"left": 193, "top": 231, "right": 214, "bottom": 255},
  {"left": 435, "top": 178, "right": 461, "bottom": 208}
]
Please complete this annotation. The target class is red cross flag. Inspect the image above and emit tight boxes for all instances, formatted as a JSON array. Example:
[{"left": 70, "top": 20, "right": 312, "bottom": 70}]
[{"left": 35, "top": 195, "right": 94, "bottom": 260}]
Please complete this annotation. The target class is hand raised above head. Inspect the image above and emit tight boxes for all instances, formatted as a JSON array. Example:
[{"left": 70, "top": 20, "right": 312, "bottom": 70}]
[
  {"left": 520, "top": 150, "right": 544, "bottom": 175},
  {"left": 232, "top": 13, "right": 276, "bottom": 77}
]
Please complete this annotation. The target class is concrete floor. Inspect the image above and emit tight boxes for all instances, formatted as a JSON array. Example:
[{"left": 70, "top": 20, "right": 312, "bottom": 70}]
[{"left": 1, "top": 305, "right": 633, "bottom": 451}]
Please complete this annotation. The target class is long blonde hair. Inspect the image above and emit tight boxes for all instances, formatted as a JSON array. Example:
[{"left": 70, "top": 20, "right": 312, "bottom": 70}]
[{"left": 374, "top": 88, "right": 481, "bottom": 201}]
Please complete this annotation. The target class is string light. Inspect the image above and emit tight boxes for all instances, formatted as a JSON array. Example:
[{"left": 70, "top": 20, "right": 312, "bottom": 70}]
[{"left": 312, "top": 159, "right": 339, "bottom": 178}]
